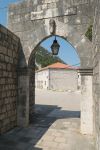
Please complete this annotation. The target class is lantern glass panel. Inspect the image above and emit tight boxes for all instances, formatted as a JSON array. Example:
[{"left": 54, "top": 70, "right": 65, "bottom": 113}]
[{"left": 51, "top": 38, "right": 60, "bottom": 55}]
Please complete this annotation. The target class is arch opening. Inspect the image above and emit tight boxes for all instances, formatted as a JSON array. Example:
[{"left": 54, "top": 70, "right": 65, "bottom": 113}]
[
  {"left": 28, "top": 35, "right": 80, "bottom": 68},
  {"left": 28, "top": 35, "right": 82, "bottom": 132}
]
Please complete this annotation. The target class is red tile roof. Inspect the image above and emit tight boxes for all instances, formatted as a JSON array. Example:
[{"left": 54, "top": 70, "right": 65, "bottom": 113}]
[
  {"left": 36, "top": 62, "right": 78, "bottom": 72},
  {"left": 47, "top": 62, "right": 73, "bottom": 69}
]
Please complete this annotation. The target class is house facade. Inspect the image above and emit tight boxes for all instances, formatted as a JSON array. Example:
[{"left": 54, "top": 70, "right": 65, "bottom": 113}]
[{"left": 35, "top": 62, "right": 79, "bottom": 91}]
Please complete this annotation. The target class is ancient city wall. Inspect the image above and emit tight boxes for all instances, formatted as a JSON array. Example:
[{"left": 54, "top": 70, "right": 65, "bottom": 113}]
[{"left": 0, "top": 25, "right": 20, "bottom": 133}]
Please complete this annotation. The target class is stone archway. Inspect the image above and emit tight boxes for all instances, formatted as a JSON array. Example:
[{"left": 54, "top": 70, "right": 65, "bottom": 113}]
[
  {"left": 8, "top": 0, "right": 94, "bottom": 135},
  {"left": 28, "top": 34, "right": 93, "bottom": 135}
]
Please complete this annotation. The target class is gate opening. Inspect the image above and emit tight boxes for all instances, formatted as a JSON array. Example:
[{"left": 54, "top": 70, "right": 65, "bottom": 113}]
[{"left": 29, "top": 35, "right": 81, "bottom": 131}]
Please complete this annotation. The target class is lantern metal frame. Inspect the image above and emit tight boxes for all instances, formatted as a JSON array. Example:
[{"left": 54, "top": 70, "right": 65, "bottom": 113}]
[{"left": 51, "top": 36, "right": 60, "bottom": 55}]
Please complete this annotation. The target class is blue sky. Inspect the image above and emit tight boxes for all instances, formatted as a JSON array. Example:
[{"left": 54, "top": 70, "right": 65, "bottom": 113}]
[
  {"left": 0, "top": 0, "right": 19, "bottom": 25},
  {"left": 41, "top": 36, "right": 80, "bottom": 66},
  {"left": 0, "top": 0, "right": 80, "bottom": 66}
]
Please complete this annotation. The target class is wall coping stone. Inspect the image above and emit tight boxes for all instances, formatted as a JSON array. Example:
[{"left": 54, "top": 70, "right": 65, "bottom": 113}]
[
  {"left": 0, "top": 24, "right": 19, "bottom": 43},
  {"left": 79, "top": 68, "right": 93, "bottom": 76}
]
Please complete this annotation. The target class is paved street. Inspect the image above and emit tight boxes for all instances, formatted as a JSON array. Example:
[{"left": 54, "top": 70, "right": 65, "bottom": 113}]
[
  {"left": 35, "top": 89, "right": 81, "bottom": 110},
  {"left": 0, "top": 89, "right": 95, "bottom": 150}
]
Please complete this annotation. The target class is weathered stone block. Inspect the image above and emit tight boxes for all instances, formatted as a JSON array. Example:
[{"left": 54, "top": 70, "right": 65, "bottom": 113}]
[
  {"left": 0, "top": 78, "right": 5, "bottom": 84},
  {"left": 0, "top": 53, "right": 4, "bottom": 61},
  {"left": 8, "top": 49, "right": 13, "bottom": 57},
  {"left": 5, "top": 55, "right": 10, "bottom": 63},
  {"left": 0, "top": 46, "right": 7, "bottom": 54}
]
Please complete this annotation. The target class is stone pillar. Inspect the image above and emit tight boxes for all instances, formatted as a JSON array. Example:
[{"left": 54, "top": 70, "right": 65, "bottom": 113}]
[
  {"left": 17, "top": 67, "right": 29, "bottom": 127},
  {"left": 80, "top": 69, "right": 94, "bottom": 135}
]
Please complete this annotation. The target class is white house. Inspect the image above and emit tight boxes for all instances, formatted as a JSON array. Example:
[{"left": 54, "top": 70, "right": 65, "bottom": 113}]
[{"left": 35, "top": 62, "right": 79, "bottom": 91}]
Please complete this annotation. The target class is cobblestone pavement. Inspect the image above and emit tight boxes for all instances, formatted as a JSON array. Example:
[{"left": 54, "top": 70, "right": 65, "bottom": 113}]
[{"left": 0, "top": 90, "right": 95, "bottom": 150}]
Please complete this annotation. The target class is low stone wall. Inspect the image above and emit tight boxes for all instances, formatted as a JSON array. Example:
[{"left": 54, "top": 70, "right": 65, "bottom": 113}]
[{"left": 0, "top": 24, "right": 20, "bottom": 133}]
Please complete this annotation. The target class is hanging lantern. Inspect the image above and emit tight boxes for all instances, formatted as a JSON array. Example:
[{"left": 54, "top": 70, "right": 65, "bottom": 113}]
[{"left": 51, "top": 36, "right": 60, "bottom": 55}]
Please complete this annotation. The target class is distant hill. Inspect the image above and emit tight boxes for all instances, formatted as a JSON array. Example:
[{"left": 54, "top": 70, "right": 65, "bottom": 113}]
[{"left": 35, "top": 46, "right": 66, "bottom": 70}]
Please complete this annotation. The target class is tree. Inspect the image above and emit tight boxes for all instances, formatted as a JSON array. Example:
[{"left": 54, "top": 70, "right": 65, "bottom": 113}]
[
  {"left": 35, "top": 46, "right": 66, "bottom": 70},
  {"left": 85, "top": 25, "right": 93, "bottom": 42}
]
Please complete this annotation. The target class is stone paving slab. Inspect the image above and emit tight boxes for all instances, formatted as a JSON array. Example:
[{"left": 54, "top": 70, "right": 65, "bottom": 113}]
[
  {"left": 35, "top": 120, "right": 95, "bottom": 150},
  {"left": 0, "top": 104, "right": 95, "bottom": 150}
]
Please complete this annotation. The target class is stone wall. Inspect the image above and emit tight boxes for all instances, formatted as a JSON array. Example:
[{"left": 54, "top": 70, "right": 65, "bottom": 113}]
[
  {"left": 93, "top": 0, "right": 100, "bottom": 149},
  {"left": 8, "top": 0, "right": 94, "bottom": 68},
  {"left": 29, "top": 67, "right": 35, "bottom": 114},
  {"left": 28, "top": 54, "right": 35, "bottom": 115},
  {"left": 0, "top": 24, "right": 20, "bottom": 133},
  {"left": 49, "top": 69, "right": 78, "bottom": 91},
  {"left": 80, "top": 72, "right": 93, "bottom": 135}
]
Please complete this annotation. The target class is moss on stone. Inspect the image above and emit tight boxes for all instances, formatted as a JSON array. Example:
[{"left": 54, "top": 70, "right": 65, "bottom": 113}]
[{"left": 85, "top": 25, "right": 93, "bottom": 42}]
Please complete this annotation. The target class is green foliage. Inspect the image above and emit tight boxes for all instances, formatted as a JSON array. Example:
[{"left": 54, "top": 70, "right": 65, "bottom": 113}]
[
  {"left": 35, "top": 46, "right": 66, "bottom": 69},
  {"left": 85, "top": 25, "right": 93, "bottom": 42}
]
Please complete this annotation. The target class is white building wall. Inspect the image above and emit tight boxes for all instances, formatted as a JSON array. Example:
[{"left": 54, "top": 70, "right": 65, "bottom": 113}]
[
  {"left": 49, "top": 69, "right": 78, "bottom": 91},
  {"left": 35, "top": 69, "right": 49, "bottom": 89}
]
